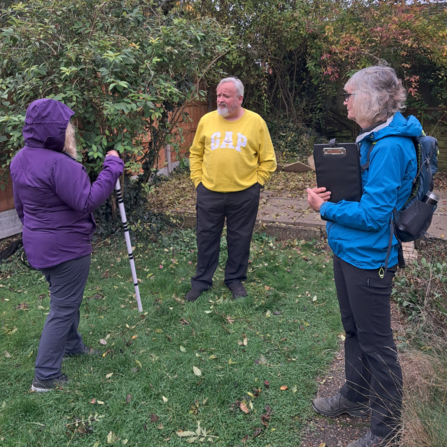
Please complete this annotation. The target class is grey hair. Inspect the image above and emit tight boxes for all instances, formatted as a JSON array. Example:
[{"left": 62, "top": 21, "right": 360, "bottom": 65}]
[
  {"left": 217, "top": 77, "right": 244, "bottom": 97},
  {"left": 345, "top": 66, "right": 407, "bottom": 125},
  {"left": 63, "top": 122, "right": 77, "bottom": 159}
]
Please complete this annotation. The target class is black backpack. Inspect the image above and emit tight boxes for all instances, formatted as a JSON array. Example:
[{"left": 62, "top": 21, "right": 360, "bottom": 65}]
[{"left": 385, "top": 133, "right": 439, "bottom": 270}]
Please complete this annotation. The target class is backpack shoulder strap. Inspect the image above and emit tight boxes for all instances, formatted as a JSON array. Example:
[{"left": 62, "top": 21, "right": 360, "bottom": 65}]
[{"left": 360, "top": 142, "right": 376, "bottom": 172}]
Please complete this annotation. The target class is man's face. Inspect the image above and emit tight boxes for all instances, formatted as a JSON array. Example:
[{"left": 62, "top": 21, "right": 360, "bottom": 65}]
[{"left": 216, "top": 82, "right": 243, "bottom": 119}]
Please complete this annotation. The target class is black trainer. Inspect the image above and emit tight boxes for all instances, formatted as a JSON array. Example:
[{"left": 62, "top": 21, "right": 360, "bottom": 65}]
[
  {"left": 229, "top": 283, "right": 247, "bottom": 299},
  {"left": 63, "top": 346, "right": 101, "bottom": 359},
  {"left": 185, "top": 288, "right": 204, "bottom": 302},
  {"left": 346, "top": 430, "right": 385, "bottom": 447},
  {"left": 31, "top": 374, "right": 69, "bottom": 392},
  {"left": 312, "top": 392, "right": 370, "bottom": 417}
]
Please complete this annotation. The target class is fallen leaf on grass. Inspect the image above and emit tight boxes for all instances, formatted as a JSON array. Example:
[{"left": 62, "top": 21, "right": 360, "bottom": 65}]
[
  {"left": 264, "top": 381, "right": 270, "bottom": 388},
  {"left": 180, "top": 346, "right": 186, "bottom": 352},
  {"left": 292, "top": 386, "right": 298, "bottom": 393},
  {"left": 99, "top": 339, "right": 107, "bottom": 346},
  {"left": 240, "top": 402, "right": 250, "bottom": 414},
  {"left": 208, "top": 355, "right": 218, "bottom": 360},
  {"left": 259, "top": 354, "right": 267, "bottom": 364},
  {"left": 135, "top": 360, "right": 142, "bottom": 368},
  {"left": 193, "top": 366, "right": 202, "bottom": 376},
  {"left": 4, "top": 351, "right": 12, "bottom": 358},
  {"left": 176, "top": 431, "right": 197, "bottom": 437},
  {"left": 132, "top": 335, "right": 138, "bottom": 340},
  {"left": 162, "top": 396, "right": 168, "bottom": 403},
  {"left": 155, "top": 328, "right": 163, "bottom": 333},
  {"left": 265, "top": 310, "right": 271, "bottom": 318},
  {"left": 253, "top": 427, "right": 262, "bottom": 438},
  {"left": 150, "top": 414, "right": 160, "bottom": 423},
  {"left": 242, "top": 434, "right": 250, "bottom": 442},
  {"left": 107, "top": 431, "right": 118, "bottom": 443},
  {"left": 90, "top": 398, "right": 96, "bottom": 404},
  {"left": 126, "top": 394, "right": 132, "bottom": 404},
  {"left": 97, "top": 401, "right": 105, "bottom": 405},
  {"left": 225, "top": 316, "right": 235, "bottom": 324},
  {"left": 280, "top": 385, "right": 288, "bottom": 391},
  {"left": 105, "top": 373, "right": 113, "bottom": 379}
]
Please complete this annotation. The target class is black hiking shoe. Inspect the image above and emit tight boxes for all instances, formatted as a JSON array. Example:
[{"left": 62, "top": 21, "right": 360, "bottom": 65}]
[
  {"left": 63, "top": 346, "right": 101, "bottom": 359},
  {"left": 312, "top": 392, "right": 370, "bottom": 418},
  {"left": 228, "top": 283, "right": 247, "bottom": 299},
  {"left": 346, "top": 430, "right": 385, "bottom": 447},
  {"left": 185, "top": 288, "right": 204, "bottom": 302},
  {"left": 31, "top": 374, "right": 69, "bottom": 392}
]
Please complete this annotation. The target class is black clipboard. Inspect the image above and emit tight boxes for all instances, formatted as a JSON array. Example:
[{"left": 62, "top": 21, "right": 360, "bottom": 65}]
[{"left": 313, "top": 140, "right": 362, "bottom": 203}]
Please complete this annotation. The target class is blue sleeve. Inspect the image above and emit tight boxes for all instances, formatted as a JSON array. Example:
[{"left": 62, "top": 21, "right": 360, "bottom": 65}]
[{"left": 320, "top": 140, "right": 408, "bottom": 232}]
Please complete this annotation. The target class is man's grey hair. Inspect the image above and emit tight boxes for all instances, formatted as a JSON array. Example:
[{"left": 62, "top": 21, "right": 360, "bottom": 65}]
[
  {"left": 217, "top": 77, "right": 244, "bottom": 97},
  {"left": 345, "top": 66, "right": 407, "bottom": 126}
]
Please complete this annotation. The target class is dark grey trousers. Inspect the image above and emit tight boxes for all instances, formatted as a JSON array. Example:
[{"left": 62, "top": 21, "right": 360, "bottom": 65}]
[
  {"left": 191, "top": 183, "right": 260, "bottom": 290},
  {"left": 35, "top": 254, "right": 91, "bottom": 380},
  {"left": 333, "top": 255, "right": 402, "bottom": 439}
]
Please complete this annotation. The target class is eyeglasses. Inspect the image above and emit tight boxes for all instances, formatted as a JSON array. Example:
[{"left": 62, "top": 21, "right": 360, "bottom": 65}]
[{"left": 341, "top": 92, "right": 355, "bottom": 101}]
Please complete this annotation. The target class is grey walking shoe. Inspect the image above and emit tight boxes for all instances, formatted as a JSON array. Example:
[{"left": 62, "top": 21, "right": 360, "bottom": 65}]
[
  {"left": 312, "top": 392, "right": 370, "bottom": 417},
  {"left": 346, "top": 430, "right": 384, "bottom": 447},
  {"left": 63, "top": 346, "right": 101, "bottom": 358},
  {"left": 31, "top": 374, "right": 69, "bottom": 392}
]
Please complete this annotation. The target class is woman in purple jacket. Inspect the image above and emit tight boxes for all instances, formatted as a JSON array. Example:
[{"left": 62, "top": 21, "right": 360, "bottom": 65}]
[{"left": 10, "top": 99, "right": 124, "bottom": 392}]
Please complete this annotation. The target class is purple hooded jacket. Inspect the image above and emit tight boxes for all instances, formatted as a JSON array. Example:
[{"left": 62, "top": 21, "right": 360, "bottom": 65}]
[{"left": 10, "top": 99, "right": 124, "bottom": 269}]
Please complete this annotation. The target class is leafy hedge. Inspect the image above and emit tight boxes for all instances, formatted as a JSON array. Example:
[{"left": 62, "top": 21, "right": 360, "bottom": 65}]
[{"left": 0, "top": 0, "right": 232, "bottom": 183}]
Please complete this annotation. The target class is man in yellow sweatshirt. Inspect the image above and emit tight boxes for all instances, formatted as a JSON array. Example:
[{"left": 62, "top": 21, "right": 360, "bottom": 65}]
[{"left": 186, "top": 77, "right": 277, "bottom": 301}]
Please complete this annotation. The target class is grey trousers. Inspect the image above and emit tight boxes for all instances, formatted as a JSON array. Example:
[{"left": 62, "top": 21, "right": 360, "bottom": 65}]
[
  {"left": 35, "top": 254, "right": 91, "bottom": 380},
  {"left": 333, "top": 255, "right": 402, "bottom": 439}
]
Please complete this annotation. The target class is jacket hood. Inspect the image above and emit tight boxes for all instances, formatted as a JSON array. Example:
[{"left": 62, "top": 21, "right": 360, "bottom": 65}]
[
  {"left": 22, "top": 99, "right": 74, "bottom": 152},
  {"left": 357, "top": 112, "right": 423, "bottom": 143}
]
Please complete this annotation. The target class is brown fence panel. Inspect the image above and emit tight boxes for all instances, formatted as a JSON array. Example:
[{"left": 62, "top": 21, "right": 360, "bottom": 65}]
[
  {"left": 155, "top": 100, "right": 209, "bottom": 169},
  {"left": 0, "top": 171, "right": 15, "bottom": 212}
]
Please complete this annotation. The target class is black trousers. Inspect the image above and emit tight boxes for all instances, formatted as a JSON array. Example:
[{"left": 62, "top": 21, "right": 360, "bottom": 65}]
[
  {"left": 333, "top": 255, "right": 402, "bottom": 439},
  {"left": 35, "top": 255, "right": 91, "bottom": 380},
  {"left": 191, "top": 183, "right": 260, "bottom": 290}
]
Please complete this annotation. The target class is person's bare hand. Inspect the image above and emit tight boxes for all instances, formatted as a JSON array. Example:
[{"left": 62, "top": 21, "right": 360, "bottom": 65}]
[
  {"left": 312, "top": 186, "right": 331, "bottom": 202},
  {"left": 105, "top": 150, "right": 119, "bottom": 158},
  {"left": 307, "top": 187, "right": 330, "bottom": 212}
]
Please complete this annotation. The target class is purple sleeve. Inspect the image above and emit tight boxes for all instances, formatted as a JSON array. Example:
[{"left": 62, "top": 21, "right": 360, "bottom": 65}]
[
  {"left": 12, "top": 185, "right": 24, "bottom": 224},
  {"left": 51, "top": 156, "right": 124, "bottom": 213}
]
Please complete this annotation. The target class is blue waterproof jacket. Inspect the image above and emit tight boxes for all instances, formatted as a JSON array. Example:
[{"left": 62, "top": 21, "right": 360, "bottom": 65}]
[{"left": 320, "top": 112, "right": 421, "bottom": 269}]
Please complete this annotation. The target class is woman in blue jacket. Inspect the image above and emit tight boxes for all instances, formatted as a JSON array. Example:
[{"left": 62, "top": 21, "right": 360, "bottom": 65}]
[{"left": 307, "top": 66, "right": 420, "bottom": 447}]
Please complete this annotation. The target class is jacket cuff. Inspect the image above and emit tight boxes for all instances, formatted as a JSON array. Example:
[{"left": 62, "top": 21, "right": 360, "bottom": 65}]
[{"left": 320, "top": 202, "right": 333, "bottom": 222}]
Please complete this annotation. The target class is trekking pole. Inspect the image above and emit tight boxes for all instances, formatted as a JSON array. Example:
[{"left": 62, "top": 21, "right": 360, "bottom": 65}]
[{"left": 115, "top": 178, "right": 143, "bottom": 312}]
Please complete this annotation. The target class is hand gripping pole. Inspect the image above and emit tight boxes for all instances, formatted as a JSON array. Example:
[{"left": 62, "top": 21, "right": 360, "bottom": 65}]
[{"left": 115, "top": 179, "right": 143, "bottom": 312}]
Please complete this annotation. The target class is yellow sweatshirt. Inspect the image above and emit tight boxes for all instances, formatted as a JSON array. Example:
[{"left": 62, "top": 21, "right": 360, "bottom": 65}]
[{"left": 189, "top": 109, "right": 277, "bottom": 192}]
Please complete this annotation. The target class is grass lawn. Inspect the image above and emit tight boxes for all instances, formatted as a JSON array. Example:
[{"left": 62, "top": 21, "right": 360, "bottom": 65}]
[{"left": 0, "top": 230, "right": 342, "bottom": 446}]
